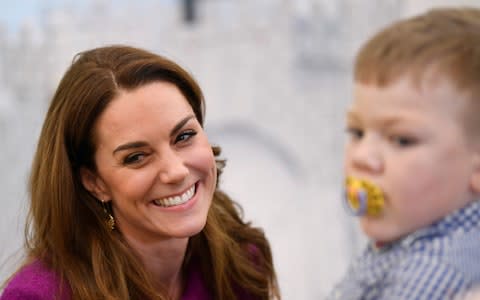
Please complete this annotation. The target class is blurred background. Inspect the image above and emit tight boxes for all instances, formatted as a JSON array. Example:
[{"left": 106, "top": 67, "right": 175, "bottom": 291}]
[{"left": 1, "top": 0, "right": 479, "bottom": 299}]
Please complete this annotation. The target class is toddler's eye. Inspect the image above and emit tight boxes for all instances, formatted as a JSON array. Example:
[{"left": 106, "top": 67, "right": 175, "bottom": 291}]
[
  {"left": 175, "top": 130, "right": 197, "bottom": 144},
  {"left": 123, "top": 152, "right": 145, "bottom": 165},
  {"left": 391, "top": 136, "right": 416, "bottom": 147},
  {"left": 346, "top": 127, "right": 364, "bottom": 140}
]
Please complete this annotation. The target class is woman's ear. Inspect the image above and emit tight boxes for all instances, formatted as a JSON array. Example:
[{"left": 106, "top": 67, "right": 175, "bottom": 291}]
[{"left": 80, "top": 167, "right": 111, "bottom": 201}]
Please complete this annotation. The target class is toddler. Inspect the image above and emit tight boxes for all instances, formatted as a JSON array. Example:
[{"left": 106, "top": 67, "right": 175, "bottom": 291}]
[{"left": 329, "top": 7, "right": 480, "bottom": 300}]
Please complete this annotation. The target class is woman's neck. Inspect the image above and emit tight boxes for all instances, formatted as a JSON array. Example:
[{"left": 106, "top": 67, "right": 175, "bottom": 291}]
[{"left": 125, "top": 234, "right": 189, "bottom": 299}]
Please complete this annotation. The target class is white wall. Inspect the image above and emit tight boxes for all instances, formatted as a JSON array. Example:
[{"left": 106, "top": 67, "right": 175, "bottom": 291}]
[{"left": 0, "top": 0, "right": 479, "bottom": 298}]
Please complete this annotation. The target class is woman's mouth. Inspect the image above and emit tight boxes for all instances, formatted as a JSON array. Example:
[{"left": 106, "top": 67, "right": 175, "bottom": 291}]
[{"left": 153, "top": 184, "right": 196, "bottom": 207}]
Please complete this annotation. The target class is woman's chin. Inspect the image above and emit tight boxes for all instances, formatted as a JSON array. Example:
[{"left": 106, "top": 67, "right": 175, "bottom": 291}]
[{"left": 168, "top": 217, "right": 208, "bottom": 239}]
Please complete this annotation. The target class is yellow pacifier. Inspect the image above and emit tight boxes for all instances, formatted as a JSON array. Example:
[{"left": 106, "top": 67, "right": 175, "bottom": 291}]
[{"left": 344, "top": 176, "right": 385, "bottom": 217}]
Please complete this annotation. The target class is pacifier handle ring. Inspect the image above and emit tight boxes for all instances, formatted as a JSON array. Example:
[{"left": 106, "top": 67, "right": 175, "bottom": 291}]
[
  {"left": 343, "top": 188, "right": 367, "bottom": 216},
  {"left": 357, "top": 190, "right": 367, "bottom": 215},
  {"left": 343, "top": 176, "right": 385, "bottom": 217}
]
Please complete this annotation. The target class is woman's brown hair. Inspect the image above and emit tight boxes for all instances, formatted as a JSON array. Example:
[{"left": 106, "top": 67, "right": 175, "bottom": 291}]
[{"left": 25, "top": 45, "right": 280, "bottom": 299}]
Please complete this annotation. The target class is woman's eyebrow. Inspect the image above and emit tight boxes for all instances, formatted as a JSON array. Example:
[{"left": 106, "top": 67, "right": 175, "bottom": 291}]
[
  {"left": 113, "top": 141, "right": 148, "bottom": 155},
  {"left": 112, "top": 115, "right": 196, "bottom": 155},
  {"left": 169, "top": 115, "right": 195, "bottom": 138}
]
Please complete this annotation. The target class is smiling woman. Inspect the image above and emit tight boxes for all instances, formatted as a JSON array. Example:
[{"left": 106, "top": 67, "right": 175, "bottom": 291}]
[
  {"left": 81, "top": 81, "right": 218, "bottom": 245},
  {"left": 0, "top": 45, "right": 280, "bottom": 300}
]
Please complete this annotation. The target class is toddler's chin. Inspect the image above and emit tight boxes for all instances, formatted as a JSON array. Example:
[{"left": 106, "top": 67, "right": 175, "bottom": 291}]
[{"left": 359, "top": 218, "right": 404, "bottom": 244}]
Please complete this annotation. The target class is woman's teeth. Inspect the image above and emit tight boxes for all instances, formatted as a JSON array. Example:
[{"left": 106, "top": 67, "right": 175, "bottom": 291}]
[{"left": 154, "top": 185, "right": 196, "bottom": 207}]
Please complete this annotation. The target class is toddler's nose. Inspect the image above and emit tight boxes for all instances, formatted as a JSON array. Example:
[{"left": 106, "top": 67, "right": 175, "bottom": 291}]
[{"left": 349, "top": 134, "right": 383, "bottom": 174}]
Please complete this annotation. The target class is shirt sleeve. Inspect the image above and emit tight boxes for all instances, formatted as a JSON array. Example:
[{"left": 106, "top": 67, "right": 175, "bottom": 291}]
[
  {"left": 0, "top": 288, "right": 45, "bottom": 300},
  {"left": 383, "top": 255, "right": 468, "bottom": 300}
]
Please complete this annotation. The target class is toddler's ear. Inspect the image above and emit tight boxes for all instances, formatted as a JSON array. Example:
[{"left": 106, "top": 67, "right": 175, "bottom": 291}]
[{"left": 471, "top": 151, "right": 480, "bottom": 194}]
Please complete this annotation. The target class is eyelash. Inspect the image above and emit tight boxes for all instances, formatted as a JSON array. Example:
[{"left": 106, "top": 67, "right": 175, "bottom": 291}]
[
  {"left": 175, "top": 130, "right": 197, "bottom": 144},
  {"left": 346, "top": 127, "right": 417, "bottom": 147},
  {"left": 122, "top": 130, "right": 198, "bottom": 166},
  {"left": 346, "top": 127, "right": 363, "bottom": 140},
  {"left": 123, "top": 152, "right": 146, "bottom": 165},
  {"left": 390, "top": 135, "right": 417, "bottom": 147}
]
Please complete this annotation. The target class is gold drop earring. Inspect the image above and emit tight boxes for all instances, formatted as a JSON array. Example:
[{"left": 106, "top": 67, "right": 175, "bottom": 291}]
[{"left": 102, "top": 200, "right": 115, "bottom": 231}]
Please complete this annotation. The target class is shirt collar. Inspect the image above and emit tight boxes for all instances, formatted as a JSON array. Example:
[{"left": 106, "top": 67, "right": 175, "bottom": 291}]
[
  {"left": 370, "top": 200, "right": 480, "bottom": 250},
  {"left": 404, "top": 200, "right": 480, "bottom": 247}
]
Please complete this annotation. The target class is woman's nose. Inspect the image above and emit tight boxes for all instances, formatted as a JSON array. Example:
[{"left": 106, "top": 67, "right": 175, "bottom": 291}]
[
  {"left": 157, "top": 150, "right": 189, "bottom": 184},
  {"left": 347, "top": 134, "right": 383, "bottom": 174}
]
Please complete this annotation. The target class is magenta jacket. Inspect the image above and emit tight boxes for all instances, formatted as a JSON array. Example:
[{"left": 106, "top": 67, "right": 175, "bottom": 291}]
[{"left": 1, "top": 259, "right": 255, "bottom": 300}]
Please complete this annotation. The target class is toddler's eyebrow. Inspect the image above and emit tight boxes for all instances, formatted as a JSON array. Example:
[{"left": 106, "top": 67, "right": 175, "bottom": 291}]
[{"left": 346, "top": 110, "right": 360, "bottom": 122}]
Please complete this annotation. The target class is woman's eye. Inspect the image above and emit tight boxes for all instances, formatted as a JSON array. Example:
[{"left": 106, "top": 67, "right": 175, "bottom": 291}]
[
  {"left": 346, "top": 127, "right": 363, "bottom": 140},
  {"left": 391, "top": 135, "right": 416, "bottom": 147},
  {"left": 175, "top": 130, "right": 197, "bottom": 144},
  {"left": 123, "top": 153, "right": 145, "bottom": 165}
]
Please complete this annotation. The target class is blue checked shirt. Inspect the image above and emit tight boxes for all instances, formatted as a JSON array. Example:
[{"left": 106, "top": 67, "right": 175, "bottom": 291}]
[{"left": 328, "top": 200, "right": 480, "bottom": 300}]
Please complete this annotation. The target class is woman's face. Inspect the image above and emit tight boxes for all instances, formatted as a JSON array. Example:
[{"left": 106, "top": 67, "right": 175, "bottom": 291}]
[{"left": 82, "top": 81, "right": 216, "bottom": 243}]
